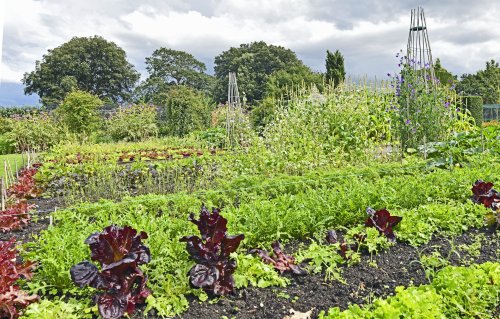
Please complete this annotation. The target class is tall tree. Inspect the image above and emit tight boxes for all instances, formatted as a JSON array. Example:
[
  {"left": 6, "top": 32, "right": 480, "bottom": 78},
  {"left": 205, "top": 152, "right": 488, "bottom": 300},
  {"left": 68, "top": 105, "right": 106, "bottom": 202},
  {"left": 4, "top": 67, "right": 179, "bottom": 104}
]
[
  {"left": 136, "top": 48, "right": 213, "bottom": 103},
  {"left": 22, "top": 36, "right": 139, "bottom": 106},
  {"left": 145, "top": 48, "right": 212, "bottom": 90},
  {"left": 325, "top": 50, "right": 346, "bottom": 88},
  {"left": 213, "top": 41, "right": 305, "bottom": 103},
  {"left": 434, "top": 58, "right": 456, "bottom": 86},
  {"left": 456, "top": 59, "right": 500, "bottom": 104}
]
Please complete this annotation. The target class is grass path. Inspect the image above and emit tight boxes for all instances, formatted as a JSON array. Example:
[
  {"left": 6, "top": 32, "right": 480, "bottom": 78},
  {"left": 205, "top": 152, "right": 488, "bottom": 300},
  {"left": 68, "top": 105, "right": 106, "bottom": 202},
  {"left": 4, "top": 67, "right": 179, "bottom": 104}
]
[{"left": 0, "top": 153, "right": 24, "bottom": 179}]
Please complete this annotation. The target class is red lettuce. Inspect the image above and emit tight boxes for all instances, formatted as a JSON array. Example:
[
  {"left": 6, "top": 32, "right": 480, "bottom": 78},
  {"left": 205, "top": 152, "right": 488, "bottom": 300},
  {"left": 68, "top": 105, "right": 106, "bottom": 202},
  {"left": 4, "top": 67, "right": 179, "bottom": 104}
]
[
  {"left": 180, "top": 206, "right": 244, "bottom": 296},
  {"left": 0, "top": 239, "right": 38, "bottom": 319},
  {"left": 471, "top": 180, "right": 499, "bottom": 210},
  {"left": 70, "top": 225, "right": 151, "bottom": 319},
  {"left": 365, "top": 207, "right": 402, "bottom": 241},
  {"left": 7, "top": 168, "right": 41, "bottom": 200},
  {"left": 0, "top": 202, "right": 34, "bottom": 232},
  {"left": 250, "top": 241, "right": 307, "bottom": 275}
]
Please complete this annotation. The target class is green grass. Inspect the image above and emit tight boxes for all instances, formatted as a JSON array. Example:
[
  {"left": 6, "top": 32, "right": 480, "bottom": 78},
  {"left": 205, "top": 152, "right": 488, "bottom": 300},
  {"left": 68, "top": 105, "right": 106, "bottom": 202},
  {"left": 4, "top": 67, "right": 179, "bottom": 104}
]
[{"left": 0, "top": 153, "right": 24, "bottom": 179}]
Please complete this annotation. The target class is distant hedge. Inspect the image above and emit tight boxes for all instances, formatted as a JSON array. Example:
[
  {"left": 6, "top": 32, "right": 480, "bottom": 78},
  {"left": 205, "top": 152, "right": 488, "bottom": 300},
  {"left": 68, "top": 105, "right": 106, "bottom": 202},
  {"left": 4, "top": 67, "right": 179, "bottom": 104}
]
[
  {"left": 460, "top": 96, "right": 483, "bottom": 126},
  {"left": 0, "top": 106, "right": 42, "bottom": 118}
]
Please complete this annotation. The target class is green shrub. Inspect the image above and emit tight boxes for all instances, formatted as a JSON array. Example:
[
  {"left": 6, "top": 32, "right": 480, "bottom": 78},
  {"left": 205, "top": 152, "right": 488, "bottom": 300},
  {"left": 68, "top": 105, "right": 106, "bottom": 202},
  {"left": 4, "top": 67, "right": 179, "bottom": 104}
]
[
  {"left": 460, "top": 96, "right": 483, "bottom": 126},
  {"left": 157, "top": 86, "right": 213, "bottom": 137},
  {"left": 0, "top": 134, "right": 15, "bottom": 154},
  {"left": 263, "top": 85, "right": 379, "bottom": 171},
  {"left": 107, "top": 104, "right": 158, "bottom": 142},
  {"left": 55, "top": 90, "right": 103, "bottom": 137},
  {"left": 7, "top": 113, "right": 67, "bottom": 152}
]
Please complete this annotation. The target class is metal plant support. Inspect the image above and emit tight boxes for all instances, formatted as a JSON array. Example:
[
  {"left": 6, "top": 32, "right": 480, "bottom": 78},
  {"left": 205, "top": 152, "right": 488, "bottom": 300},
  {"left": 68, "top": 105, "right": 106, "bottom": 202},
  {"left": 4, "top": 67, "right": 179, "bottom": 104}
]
[{"left": 226, "top": 72, "right": 241, "bottom": 147}]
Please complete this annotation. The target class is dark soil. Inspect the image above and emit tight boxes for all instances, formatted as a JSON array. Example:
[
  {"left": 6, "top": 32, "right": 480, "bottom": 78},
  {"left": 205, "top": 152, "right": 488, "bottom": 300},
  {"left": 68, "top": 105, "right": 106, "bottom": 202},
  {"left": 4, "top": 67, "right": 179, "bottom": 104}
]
[
  {"left": 3, "top": 197, "right": 499, "bottom": 319},
  {"left": 0, "top": 197, "right": 63, "bottom": 243},
  {"left": 169, "top": 228, "right": 499, "bottom": 319}
]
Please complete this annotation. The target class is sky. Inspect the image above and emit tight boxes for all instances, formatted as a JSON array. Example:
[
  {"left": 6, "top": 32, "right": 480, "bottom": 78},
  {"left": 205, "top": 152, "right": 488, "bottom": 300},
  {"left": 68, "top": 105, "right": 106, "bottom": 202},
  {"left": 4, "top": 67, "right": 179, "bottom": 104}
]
[{"left": 0, "top": 0, "right": 499, "bottom": 105}]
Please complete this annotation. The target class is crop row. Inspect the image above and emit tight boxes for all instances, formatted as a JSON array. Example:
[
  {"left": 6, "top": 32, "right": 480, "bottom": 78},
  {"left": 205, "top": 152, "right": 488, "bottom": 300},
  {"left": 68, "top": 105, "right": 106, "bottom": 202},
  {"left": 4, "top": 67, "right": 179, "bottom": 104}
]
[{"left": 22, "top": 156, "right": 500, "bottom": 316}]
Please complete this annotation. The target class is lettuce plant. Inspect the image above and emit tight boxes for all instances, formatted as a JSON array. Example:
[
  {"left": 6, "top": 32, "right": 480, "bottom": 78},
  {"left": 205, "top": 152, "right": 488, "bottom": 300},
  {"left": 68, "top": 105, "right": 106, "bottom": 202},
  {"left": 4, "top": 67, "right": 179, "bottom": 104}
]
[
  {"left": 365, "top": 207, "right": 402, "bottom": 241},
  {"left": 471, "top": 180, "right": 499, "bottom": 210},
  {"left": 0, "top": 239, "right": 38, "bottom": 319},
  {"left": 70, "top": 225, "right": 151, "bottom": 319},
  {"left": 180, "top": 206, "right": 244, "bottom": 296},
  {"left": 471, "top": 180, "right": 500, "bottom": 227},
  {"left": 0, "top": 202, "right": 34, "bottom": 232},
  {"left": 250, "top": 241, "right": 307, "bottom": 275},
  {"left": 7, "top": 168, "right": 41, "bottom": 200}
]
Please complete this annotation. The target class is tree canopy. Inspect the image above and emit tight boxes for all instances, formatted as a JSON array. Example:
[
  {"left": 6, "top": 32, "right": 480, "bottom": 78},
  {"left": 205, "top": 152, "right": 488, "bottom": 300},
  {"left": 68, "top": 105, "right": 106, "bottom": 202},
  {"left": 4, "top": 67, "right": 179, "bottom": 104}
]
[
  {"left": 213, "top": 41, "right": 305, "bottom": 103},
  {"left": 434, "top": 58, "right": 456, "bottom": 86},
  {"left": 22, "top": 36, "right": 140, "bottom": 106},
  {"left": 135, "top": 48, "right": 213, "bottom": 103},
  {"left": 456, "top": 59, "right": 500, "bottom": 104},
  {"left": 325, "top": 50, "right": 345, "bottom": 88}
]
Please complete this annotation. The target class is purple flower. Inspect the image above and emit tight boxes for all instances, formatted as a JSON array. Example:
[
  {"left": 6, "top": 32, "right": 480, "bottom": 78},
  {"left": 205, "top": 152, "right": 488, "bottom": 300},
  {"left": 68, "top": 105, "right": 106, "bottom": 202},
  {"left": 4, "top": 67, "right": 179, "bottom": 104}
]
[
  {"left": 405, "top": 119, "right": 411, "bottom": 125},
  {"left": 444, "top": 102, "right": 450, "bottom": 108},
  {"left": 387, "top": 73, "right": 391, "bottom": 77}
]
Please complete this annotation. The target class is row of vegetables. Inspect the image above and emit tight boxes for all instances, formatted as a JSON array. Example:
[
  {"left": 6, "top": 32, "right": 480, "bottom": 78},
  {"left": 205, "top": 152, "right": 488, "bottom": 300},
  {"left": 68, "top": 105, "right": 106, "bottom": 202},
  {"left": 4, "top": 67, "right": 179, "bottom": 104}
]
[{"left": 3, "top": 177, "right": 498, "bottom": 319}]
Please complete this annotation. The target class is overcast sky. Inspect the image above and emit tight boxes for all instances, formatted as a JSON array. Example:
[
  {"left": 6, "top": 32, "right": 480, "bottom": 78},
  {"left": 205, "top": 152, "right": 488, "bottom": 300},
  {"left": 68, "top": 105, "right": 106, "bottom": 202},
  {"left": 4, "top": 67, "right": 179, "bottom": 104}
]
[{"left": 0, "top": 0, "right": 499, "bottom": 105}]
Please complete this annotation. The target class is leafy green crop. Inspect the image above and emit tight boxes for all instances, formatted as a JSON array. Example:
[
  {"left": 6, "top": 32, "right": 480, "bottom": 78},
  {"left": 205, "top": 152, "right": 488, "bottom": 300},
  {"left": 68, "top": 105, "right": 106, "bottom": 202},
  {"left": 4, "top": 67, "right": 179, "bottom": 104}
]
[{"left": 319, "top": 262, "right": 500, "bottom": 319}]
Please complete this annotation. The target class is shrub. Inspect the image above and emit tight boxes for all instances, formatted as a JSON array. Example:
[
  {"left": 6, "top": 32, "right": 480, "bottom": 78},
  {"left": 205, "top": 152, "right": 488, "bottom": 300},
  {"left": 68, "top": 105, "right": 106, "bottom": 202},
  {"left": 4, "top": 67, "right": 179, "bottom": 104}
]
[
  {"left": 55, "top": 90, "right": 103, "bottom": 137},
  {"left": 107, "top": 104, "right": 158, "bottom": 142},
  {"left": 157, "top": 86, "right": 213, "bottom": 137},
  {"left": 7, "top": 113, "right": 66, "bottom": 152},
  {"left": 263, "top": 85, "right": 377, "bottom": 171}
]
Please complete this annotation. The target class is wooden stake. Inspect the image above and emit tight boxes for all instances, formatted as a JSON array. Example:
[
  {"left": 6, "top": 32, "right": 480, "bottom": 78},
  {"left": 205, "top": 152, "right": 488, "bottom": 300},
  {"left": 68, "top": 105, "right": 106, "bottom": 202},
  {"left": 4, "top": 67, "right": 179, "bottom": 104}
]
[{"left": 1, "top": 178, "right": 5, "bottom": 211}]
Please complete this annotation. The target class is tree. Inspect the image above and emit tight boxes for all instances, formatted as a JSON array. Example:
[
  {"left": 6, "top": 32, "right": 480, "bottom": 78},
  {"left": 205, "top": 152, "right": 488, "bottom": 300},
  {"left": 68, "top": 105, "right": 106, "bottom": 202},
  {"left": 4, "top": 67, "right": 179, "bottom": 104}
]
[
  {"left": 136, "top": 48, "right": 213, "bottom": 103},
  {"left": 22, "top": 36, "right": 139, "bottom": 106},
  {"left": 55, "top": 90, "right": 103, "bottom": 137},
  {"left": 325, "top": 50, "right": 345, "bottom": 88},
  {"left": 213, "top": 41, "right": 305, "bottom": 103},
  {"left": 265, "top": 65, "right": 324, "bottom": 99},
  {"left": 456, "top": 59, "right": 500, "bottom": 104},
  {"left": 434, "top": 58, "right": 456, "bottom": 86}
]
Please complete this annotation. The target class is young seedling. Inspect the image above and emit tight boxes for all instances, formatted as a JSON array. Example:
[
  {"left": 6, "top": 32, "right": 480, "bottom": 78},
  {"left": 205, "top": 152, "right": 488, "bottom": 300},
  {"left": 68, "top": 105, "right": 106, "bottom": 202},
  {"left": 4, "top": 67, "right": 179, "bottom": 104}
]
[
  {"left": 250, "top": 241, "right": 307, "bottom": 275},
  {"left": 365, "top": 207, "right": 403, "bottom": 242}
]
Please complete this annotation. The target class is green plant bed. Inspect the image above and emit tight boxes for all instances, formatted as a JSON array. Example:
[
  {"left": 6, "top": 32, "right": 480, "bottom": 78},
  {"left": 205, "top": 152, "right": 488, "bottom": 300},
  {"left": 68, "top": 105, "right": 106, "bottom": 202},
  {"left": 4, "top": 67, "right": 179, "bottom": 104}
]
[{"left": 319, "top": 262, "right": 500, "bottom": 319}]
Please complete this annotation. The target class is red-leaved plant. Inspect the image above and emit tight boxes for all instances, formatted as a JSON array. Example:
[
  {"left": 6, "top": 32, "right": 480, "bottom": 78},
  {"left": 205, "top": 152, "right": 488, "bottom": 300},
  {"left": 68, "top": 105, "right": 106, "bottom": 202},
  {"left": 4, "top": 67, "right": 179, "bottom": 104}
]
[
  {"left": 471, "top": 180, "right": 500, "bottom": 228},
  {"left": 365, "top": 207, "right": 402, "bottom": 242},
  {"left": 0, "top": 239, "right": 38, "bottom": 319},
  {"left": 70, "top": 225, "right": 151, "bottom": 319},
  {"left": 0, "top": 202, "right": 34, "bottom": 232},
  {"left": 471, "top": 180, "right": 499, "bottom": 210},
  {"left": 180, "top": 206, "right": 244, "bottom": 296},
  {"left": 7, "top": 168, "right": 41, "bottom": 200},
  {"left": 250, "top": 241, "right": 307, "bottom": 275}
]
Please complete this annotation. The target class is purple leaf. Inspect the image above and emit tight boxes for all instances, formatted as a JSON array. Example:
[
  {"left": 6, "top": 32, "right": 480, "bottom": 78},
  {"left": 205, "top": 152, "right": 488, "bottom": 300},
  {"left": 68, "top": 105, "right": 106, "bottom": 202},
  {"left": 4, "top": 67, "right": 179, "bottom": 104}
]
[
  {"left": 70, "top": 225, "right": 151, "bottom": 319},
  {"left": 98, "top": 293, "right": 127, "bottom": 319},
  {"left": 365, "top": 207, "right": 402, "bottom": 241},
  {"left": 189, "top": 264, "right": 219, "bottom": 288},
  {"left": 181, "top": 206, "right": 243, "bottom": 295},
  {"left": 251, "top": 241, "right": 307, "bottom": 275},
  {"left": 70, "top": 261, "right": 104, "bottom": 289}
]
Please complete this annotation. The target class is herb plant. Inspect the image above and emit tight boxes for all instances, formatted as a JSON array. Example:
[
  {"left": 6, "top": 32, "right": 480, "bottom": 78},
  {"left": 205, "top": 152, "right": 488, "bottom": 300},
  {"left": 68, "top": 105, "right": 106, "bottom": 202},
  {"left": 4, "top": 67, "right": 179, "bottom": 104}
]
[
  {"left": 180, "top": 206, "right": 244, "bottom": 296},
  {"left": 70, "top": 225, "right": 151, "bottom": 319}
]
